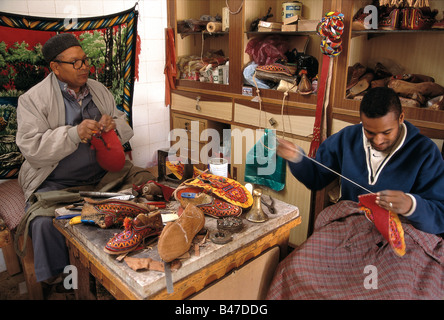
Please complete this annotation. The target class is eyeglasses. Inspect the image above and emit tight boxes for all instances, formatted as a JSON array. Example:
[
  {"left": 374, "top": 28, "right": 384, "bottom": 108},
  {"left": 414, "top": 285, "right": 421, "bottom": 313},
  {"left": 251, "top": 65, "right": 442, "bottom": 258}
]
[{"left": 53, "top": 57, "right": 91, "bottom": 70}]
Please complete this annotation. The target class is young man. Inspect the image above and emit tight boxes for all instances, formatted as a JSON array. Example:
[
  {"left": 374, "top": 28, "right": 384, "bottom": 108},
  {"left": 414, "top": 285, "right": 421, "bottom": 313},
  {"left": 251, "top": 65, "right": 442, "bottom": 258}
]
[
  {"left": 16, "top": 33, "right": 152, "bottom": 286},
  {"left": 277, "top": 87, "right": 444, "bottom": 234},
  {"left": 267, "top": 87, "right": 444, "bottom": 299}
]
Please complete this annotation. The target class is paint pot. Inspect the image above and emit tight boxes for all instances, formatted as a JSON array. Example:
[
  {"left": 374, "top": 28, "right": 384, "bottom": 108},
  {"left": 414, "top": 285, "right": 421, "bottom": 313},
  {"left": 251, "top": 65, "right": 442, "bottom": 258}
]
[
  {"left": 282, "top": 1, "right": 302, "bottom": 21},
  {"left": 208, "top": 157, "right": 228, "bottom": 177}
]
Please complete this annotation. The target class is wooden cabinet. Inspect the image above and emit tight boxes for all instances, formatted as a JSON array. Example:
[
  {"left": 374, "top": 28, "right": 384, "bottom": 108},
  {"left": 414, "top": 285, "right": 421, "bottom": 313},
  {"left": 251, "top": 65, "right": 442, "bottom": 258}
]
[
  {"left": 171, "top": 91, "right": 233, "bottom": 121},
  {"left": 170, "top": 112, "right": 229, "bottom": 168}
]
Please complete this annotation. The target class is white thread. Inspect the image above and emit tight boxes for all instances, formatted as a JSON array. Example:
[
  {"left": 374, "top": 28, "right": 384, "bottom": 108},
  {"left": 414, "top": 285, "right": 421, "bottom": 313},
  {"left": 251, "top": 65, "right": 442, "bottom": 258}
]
[
  {"left": 225, "top": 0, "right": 244, "bottom": 14},
  {"left": 290, "top": 145, "right": 374, "bottom": 194}
]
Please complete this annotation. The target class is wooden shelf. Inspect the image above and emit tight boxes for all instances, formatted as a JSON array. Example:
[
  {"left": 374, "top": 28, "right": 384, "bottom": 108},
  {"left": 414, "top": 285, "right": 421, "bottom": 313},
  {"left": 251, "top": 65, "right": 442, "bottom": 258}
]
[
  {"left": 351, "top": 28, "right": 444, "bottom": 38},
  {"left": 245, "top": 31, "right": 317, "bottom": 38},
  {"left": 178, "top": 31, "right": 229, "bottom": 39}
]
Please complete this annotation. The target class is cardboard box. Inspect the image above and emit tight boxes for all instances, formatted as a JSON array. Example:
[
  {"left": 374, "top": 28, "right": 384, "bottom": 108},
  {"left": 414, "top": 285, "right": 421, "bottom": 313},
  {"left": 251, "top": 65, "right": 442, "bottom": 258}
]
[
  {"left": 297, "top": 19, "right": 318, "bottom": 32},
  {"left": 283, "top": 15, "right": 299, "bottom": 25},
  {"left": 258, "top": 20, "right": 282, "bottom": 31},
  {"left": 281, "top": 24, "right": 297, "bottom": 32}
]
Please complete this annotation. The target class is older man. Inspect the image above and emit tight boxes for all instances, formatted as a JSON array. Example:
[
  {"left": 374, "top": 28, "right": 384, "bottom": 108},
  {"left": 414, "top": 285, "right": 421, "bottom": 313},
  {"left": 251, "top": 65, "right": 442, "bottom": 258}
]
[{"left": 15, "top": 33, "right": 152, "bottom": 286}]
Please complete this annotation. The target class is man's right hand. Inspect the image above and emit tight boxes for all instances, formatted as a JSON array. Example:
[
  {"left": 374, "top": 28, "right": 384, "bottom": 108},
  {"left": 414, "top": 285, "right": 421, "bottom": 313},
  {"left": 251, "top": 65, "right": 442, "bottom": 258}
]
[
  {"left": 77, "top": 119, "right": 102, "bottom": 143},
  {"left": 277, "top": 138, "right": 303, "bottom": 163}
]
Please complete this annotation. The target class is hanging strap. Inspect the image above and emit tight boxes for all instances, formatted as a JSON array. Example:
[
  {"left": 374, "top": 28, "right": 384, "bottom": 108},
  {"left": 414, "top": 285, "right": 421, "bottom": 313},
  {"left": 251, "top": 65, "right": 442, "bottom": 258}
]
[
  {"left": 164, "top": 28, "right": 177, "bottom": 107},
  {"left": 308, "top": 54, "right": 332, "bottom": 158}
]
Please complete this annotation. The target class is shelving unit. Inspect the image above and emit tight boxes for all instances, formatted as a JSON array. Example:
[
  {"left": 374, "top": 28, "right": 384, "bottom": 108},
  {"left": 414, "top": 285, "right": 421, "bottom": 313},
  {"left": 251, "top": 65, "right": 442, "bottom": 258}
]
[{"left": 331, "top": 0, "right": 444, "bottom": 138}]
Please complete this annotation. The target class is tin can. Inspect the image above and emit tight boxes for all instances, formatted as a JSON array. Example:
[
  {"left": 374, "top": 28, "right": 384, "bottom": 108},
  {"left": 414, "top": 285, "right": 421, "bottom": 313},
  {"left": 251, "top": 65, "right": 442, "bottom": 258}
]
[{"left": 282, "top": 1, "right": 302, "bottom": 21}]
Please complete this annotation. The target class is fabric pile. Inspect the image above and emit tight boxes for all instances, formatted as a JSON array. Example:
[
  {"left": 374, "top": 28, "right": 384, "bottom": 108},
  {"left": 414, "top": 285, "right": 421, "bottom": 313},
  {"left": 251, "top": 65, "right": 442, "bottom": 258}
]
[{"left": 266, "top": 200, "right": 444, "bottom": 299}]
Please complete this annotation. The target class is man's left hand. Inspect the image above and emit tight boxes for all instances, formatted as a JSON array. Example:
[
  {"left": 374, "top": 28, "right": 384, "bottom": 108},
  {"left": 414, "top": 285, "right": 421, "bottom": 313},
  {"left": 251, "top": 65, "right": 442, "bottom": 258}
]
[
  {"left": 99, "top": 115, "right": 116, "bottom": 132},
  {"left": 375, "top": 190, "right": 412, "bottom": 215}
]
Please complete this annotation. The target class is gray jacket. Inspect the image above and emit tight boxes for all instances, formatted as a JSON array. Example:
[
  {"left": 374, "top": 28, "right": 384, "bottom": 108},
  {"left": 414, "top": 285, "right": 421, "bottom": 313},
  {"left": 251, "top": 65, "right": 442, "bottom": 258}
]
[{"left": 16, "top": 73, "right": 133, "bottom": 201}]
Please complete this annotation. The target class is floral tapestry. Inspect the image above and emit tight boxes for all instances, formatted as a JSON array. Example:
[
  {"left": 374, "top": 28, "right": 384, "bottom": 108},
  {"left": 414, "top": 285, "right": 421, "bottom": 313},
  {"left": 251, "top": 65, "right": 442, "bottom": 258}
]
[{"left": 0, "top": 6, "right": 139, "bottom": 178}]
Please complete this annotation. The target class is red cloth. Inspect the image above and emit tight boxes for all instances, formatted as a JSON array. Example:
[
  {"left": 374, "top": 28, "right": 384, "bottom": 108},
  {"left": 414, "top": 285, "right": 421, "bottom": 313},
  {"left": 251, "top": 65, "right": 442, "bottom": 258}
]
[
  {"left": 90, "top": 130, "right": 125, "bottom": 172},
  {"left": 164, "top": 28, "right": 177, "bottom": 107},
  {"left": 308, "top": 54, "right": 330, "bottom": 158},
  {"left": 359, "top": 193, "right": 406, "bottom": 256}
]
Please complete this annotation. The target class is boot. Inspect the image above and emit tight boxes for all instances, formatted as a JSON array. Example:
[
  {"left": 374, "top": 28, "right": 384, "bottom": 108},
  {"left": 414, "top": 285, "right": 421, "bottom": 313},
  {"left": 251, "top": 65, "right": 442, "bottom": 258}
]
[
  {"left": 371, "top": 77, "right": 391, "bottom": 88},
  {"left": 157, "top": 203, "right": 205, "bottom": 262},
  {"left": 104, "top": 212, "right": 164, "bottom": 255}
]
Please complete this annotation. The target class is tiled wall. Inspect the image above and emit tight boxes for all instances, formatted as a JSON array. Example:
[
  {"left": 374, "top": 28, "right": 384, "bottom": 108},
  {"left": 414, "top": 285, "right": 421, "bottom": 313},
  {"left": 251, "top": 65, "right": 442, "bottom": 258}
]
[{"left": 0, "top": 0, "right": 170, "bottom": 168}]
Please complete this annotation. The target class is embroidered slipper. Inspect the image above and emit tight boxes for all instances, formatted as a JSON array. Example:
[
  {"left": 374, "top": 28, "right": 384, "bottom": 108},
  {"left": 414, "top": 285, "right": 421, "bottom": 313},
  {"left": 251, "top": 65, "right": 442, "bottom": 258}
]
[
  {"left": 256, "top": 63, "right": 296, "bottom": 77},
  {"left": 184, "top": 172, "right": 253, "bottom": 209},
  {"left": 175, "top": 186, "right": 242, "bottom": 218},
  {"left": 166, "top": 161, "right": 204, "bottom": 180},
  {"left": 104, "top": 212, "right": 164, "bottom": 255},
  {"left": 358, "top": 193, "right": 406, "bottom": 257}
]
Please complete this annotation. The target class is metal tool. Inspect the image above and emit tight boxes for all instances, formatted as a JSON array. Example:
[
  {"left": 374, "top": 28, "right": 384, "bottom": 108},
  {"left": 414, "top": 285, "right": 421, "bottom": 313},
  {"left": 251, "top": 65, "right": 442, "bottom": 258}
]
[
  {"left": 79, "top": 191, "right": 131, "bottom": 198},
  {"left": 261, "top": 194, "right": 276, "bottom": 214},
  {"left": 164, "top": 261, "right": 174, "bottom": 293}
]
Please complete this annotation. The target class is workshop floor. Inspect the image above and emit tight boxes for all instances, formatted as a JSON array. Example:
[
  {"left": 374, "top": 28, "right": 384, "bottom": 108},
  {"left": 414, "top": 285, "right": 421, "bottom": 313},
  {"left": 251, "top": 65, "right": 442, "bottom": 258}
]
[
  {"left": 0, "top": 270, "right": 75, "bottom": 300},
  {"left": 0, "top": 271, "right": 28, "bottom": 300}
]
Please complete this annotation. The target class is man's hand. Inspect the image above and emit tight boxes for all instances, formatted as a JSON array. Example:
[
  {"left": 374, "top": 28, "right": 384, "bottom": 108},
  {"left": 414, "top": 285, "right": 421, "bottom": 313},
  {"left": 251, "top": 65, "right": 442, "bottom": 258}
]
[
  {"left": 277, "top": 138, "right": 303, "bottom": 163},
  {"left": 375, "top": 190, "right": 413, "bottom": 215},
  {"left": 77, "top": 119, "right": 102, "bottom": 143},
  {"left": 99, "top": 115, "right": 116, "bottom": 133}
]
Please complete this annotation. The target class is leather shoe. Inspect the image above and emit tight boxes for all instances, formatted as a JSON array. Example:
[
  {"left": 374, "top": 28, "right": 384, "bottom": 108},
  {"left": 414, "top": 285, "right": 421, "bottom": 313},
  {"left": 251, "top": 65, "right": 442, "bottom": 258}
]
[{"left": 157, "top": 203, "right": 205, "bottom": 262}]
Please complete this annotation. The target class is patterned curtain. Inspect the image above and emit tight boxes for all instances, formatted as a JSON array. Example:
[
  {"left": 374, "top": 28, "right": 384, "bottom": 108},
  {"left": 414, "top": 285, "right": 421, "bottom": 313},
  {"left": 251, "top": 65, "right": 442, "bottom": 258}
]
[{"left": 0, "top": 6, "right": 139, "bottom": 178}]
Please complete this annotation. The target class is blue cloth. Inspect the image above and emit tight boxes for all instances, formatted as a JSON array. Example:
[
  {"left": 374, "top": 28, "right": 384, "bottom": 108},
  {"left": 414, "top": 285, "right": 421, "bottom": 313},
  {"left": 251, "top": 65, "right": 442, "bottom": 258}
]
[
  {"left": 243, "top": 62, "right": 273, "bottom": 89},
  {"left": 288, "top": 121, "right": 444, "bottom": 234},
  {"left": 29, "top": 216, "right": 69, "bottom": 282}
]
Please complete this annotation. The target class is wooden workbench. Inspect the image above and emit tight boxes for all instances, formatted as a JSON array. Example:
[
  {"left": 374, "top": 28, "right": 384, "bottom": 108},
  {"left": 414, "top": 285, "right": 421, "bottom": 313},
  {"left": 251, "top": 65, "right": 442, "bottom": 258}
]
[{"left": 54, "top": 199, "right": 300, "bottom": 300}]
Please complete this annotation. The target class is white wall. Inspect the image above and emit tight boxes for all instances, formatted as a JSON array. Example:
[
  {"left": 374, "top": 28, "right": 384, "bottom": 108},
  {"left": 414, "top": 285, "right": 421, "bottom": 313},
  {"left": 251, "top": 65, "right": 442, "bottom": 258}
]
[{"left": 0, "top": 0, "right": 170, "bottom": 168}]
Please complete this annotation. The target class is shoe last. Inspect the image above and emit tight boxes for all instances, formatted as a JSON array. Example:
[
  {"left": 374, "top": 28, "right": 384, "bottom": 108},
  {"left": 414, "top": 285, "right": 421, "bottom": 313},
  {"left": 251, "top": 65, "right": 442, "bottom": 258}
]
[{"left": 157, "top": 203, "right": 205, "bottom": 262}]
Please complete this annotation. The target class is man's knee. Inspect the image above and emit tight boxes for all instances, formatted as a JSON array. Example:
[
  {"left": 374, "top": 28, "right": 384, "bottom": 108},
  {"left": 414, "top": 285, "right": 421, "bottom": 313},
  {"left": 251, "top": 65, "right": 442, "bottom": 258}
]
[{"left": 29, "top": 216, "right": 56, "bottom": 237}]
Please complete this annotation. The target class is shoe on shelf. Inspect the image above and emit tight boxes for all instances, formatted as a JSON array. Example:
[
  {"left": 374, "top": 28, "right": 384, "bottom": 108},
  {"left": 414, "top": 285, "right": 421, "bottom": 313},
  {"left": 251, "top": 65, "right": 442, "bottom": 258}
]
[
  {"left": 409, "top": 7, "right": 437, "bottom": 30},
  {"left": 379, "top": 7, "right": 401, "bottom": 30},
  {"left": 432, "top": 11, "right": 444, "bottom": 29},
  {"left": 346, "top": 62, "right": 367, "bottom": 90},
  {"left": 352, "top": 7, "right": 371, "bottom": 30}
]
